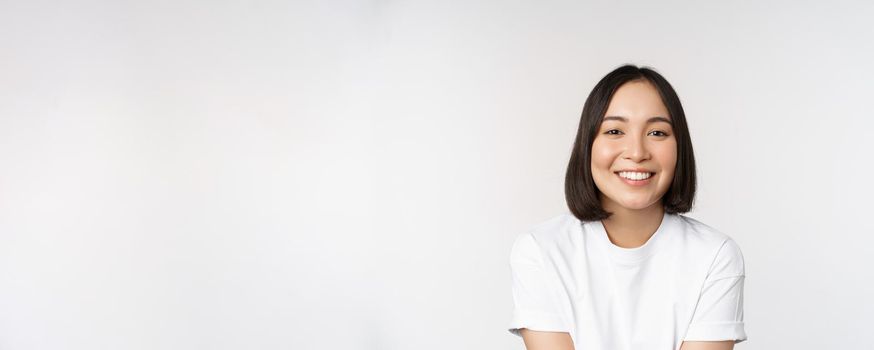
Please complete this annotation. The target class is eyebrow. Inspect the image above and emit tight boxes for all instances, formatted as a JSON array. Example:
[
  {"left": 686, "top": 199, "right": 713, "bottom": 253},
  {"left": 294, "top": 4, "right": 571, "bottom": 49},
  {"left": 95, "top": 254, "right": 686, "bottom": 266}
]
[{"left": 603, "top": 116, "right": 673, "bottom": 125}]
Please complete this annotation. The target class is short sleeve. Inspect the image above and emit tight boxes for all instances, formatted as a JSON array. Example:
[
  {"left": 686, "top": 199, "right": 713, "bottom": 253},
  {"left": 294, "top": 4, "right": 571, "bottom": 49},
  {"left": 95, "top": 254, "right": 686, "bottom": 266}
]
[
  {"left": 684, "top": 239, "right": 748, "bottom": 343},
  {"left": 507, "top": 233, "right": 572, "bottom": 337}
]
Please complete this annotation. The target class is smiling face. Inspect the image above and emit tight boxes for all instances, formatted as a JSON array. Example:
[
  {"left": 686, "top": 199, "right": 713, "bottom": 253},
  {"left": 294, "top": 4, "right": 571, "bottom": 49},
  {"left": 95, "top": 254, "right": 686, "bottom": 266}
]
[{"left": 591, "top": 79, "right": 678, "bottom": 213}]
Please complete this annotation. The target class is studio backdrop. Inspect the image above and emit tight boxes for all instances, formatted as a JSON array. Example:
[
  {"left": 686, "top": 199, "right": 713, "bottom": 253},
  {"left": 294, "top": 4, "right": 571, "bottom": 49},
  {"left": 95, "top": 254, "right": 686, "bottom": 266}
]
[{"left": 1, "top": 0, "right": 872, "bottom": 349}]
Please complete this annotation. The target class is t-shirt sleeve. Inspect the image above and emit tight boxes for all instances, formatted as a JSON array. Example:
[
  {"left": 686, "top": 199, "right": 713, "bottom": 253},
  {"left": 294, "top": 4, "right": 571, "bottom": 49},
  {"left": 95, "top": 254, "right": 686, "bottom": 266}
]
[
  {"left": 507, "top": 233, "right": 572, "bottom": 338},
  {"left": 684, "top": 238, "right": 748, "bottom": 343}
]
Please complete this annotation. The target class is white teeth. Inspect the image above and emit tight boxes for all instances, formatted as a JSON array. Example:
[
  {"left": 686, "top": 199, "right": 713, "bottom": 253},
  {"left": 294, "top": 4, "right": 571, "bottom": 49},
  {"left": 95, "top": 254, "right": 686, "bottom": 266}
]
[{"left": 618, "top": 171, "right": 653, "bottom": 180}]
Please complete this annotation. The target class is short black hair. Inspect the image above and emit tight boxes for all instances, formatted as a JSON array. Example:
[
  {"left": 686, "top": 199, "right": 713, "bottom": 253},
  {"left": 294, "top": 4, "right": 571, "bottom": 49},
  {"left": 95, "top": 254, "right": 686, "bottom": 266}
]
[{"left": 565, "top": 64, "right": 697, "bottom": 221}]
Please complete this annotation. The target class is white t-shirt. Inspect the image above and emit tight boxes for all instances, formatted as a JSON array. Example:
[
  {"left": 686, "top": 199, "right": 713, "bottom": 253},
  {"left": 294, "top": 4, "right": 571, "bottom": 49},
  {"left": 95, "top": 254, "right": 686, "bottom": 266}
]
[{"left": 508, "top": 211, "right": 747, "bottom": 350}]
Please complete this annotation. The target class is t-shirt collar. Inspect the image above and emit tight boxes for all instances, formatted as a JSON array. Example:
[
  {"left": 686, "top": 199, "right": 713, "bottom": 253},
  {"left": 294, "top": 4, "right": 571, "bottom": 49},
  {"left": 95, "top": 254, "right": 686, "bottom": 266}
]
[{"left": 588, "top": 211, "right": 675, "bottom": 266}]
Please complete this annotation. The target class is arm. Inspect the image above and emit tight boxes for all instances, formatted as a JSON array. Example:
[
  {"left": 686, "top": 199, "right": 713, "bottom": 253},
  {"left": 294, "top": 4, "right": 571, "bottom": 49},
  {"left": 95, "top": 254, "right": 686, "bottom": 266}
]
[
  {"left": 521, "top": 330, "right": 732, "bottom": 350},
  {"left": 682, "top": 240, "right": 747, "bottom": 348},
  {"left": 680, "top": 340, "right": 734, "bottom": 350},
  {"left": 509, "top": 234, "right": 575, "bottom": 347},
  {"left": 520, "top": 329, "right": 575, "bottom": 350}
]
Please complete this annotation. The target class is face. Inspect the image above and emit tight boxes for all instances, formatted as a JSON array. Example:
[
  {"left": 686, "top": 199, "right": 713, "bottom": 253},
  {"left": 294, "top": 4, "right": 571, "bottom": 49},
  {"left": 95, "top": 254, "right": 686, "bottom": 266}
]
[{"left": 591, "top": 80, "right": 677, "bottom": 213}]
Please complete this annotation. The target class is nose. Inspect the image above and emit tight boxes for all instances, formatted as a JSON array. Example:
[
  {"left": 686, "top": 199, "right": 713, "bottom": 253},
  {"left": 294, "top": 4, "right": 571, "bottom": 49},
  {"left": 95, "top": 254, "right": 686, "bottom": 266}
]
[{"left": 622, "top": 134, "right": 650, "bottom": 162}]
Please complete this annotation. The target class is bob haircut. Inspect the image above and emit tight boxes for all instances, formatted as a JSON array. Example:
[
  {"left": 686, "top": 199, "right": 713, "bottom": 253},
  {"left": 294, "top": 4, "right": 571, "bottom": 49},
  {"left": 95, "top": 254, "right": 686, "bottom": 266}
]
[{"left": 565, "top": 64, "right": 697, "bottom": 221}]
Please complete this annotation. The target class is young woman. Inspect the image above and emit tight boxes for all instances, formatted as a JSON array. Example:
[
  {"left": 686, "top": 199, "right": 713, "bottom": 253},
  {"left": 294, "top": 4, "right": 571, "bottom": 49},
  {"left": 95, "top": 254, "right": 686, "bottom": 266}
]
[{"left": 508, "top": 65, "right": 747, "bottom": 350}]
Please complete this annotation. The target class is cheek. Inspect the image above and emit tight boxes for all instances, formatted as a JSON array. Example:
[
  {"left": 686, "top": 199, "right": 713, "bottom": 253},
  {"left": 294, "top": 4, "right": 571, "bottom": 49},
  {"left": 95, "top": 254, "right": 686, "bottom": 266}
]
[
  {"left": 655, "top": 143, "right": 678, "bottom": 177},
  {"left": 590, "top": 140, "right": 617, "bottom": 168}
]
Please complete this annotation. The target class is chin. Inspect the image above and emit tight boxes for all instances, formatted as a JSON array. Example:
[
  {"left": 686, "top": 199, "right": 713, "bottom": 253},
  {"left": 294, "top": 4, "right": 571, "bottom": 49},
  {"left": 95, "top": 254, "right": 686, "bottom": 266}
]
[
  {"left": 613, "top": 196, "right": 659, "bottom": 211},
  {"left": 618, "top": 203, "right": 652, "bottom": 211}
]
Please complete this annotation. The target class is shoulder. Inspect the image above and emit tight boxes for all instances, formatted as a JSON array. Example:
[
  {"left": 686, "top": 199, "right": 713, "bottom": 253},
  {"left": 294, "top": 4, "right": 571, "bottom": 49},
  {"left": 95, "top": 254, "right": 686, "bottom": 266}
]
[
  {"left": 673, "top": 214, "right": 731, "bottom": 242},
  {"left": 673, "top": 214, "right": 746, "bottom": 278},
  {"left": 510, "top": 212, "right": 580, "bottom": 266},
  {"left": 527, "top": 211, "right": 582, "bottom": 251},
  {"left": 529, "top": 212, "right": 580, "bottom": 240}
]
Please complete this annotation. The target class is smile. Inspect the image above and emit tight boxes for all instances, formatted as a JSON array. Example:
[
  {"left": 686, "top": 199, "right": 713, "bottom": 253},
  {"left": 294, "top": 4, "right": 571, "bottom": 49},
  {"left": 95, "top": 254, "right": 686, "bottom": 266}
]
[{"left": 615, "top": 171, "right": 654, "bottom": 186}]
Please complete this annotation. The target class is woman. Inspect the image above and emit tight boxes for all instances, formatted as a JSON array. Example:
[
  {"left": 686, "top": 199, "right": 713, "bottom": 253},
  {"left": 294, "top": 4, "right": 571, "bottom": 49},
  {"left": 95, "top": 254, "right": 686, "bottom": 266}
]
[{"left": 507, "top": 65, "right": 747, "bottom": 350}]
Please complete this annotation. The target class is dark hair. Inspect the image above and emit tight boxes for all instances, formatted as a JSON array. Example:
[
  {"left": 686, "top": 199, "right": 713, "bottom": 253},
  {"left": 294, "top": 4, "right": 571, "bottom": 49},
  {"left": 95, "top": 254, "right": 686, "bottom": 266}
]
[{"left": 565, "top": 64, "right": 696, "bottom": 221}]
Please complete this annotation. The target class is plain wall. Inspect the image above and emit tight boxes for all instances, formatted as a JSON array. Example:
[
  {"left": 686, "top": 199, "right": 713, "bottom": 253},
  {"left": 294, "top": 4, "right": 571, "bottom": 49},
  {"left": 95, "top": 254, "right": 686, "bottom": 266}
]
[{"left": 1, "top": 0, "right": 872, "bottom": 349}]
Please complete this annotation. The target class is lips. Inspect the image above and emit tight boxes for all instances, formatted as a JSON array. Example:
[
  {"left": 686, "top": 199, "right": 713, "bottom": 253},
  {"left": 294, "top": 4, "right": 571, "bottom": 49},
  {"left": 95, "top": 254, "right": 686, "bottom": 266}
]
[
  {"left": 614, "top": 171, "right": 654, "bottom": 186},
  {"left": 614, "top": 168, "right": 654, "bottom": 174}
]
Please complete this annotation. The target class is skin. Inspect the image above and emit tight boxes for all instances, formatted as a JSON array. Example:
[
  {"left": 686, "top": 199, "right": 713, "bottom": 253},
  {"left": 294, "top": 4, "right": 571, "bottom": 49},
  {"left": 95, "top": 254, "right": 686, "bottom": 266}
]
[
  {"left": 591, "top": 79, "right": 677, "bottom": 249},
  {"left": 520, "top": 80, "right": 734, "bottom": 350}
]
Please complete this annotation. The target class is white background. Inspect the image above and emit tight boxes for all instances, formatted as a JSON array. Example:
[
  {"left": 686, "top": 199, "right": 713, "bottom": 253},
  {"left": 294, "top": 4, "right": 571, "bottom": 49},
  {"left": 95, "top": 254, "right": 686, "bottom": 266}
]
[{"left": 1, "top": 0, "right": 872, "bottom": 349}]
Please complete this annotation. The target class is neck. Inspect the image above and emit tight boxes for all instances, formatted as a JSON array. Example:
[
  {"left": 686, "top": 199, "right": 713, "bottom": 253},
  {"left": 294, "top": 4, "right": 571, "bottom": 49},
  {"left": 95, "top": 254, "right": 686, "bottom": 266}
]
[{"left": 600, "top": 199, "right": 665, "bottom": 248}]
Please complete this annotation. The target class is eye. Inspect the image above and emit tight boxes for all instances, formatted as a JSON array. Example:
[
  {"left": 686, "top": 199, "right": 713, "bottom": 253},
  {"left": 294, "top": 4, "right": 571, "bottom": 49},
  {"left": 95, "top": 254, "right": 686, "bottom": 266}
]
[
  {"left": 649, "top": 130, "right": 669, "bottom": 137},
  {"left": 605, "top": 129, "right": 622, "bottom": 135}
]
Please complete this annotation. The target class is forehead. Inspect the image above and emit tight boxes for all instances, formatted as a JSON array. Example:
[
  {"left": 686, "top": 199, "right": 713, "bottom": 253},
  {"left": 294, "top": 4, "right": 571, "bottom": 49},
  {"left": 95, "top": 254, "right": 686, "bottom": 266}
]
[{"left": 603, "top": 80, "right": 670, "bottom": 121}]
